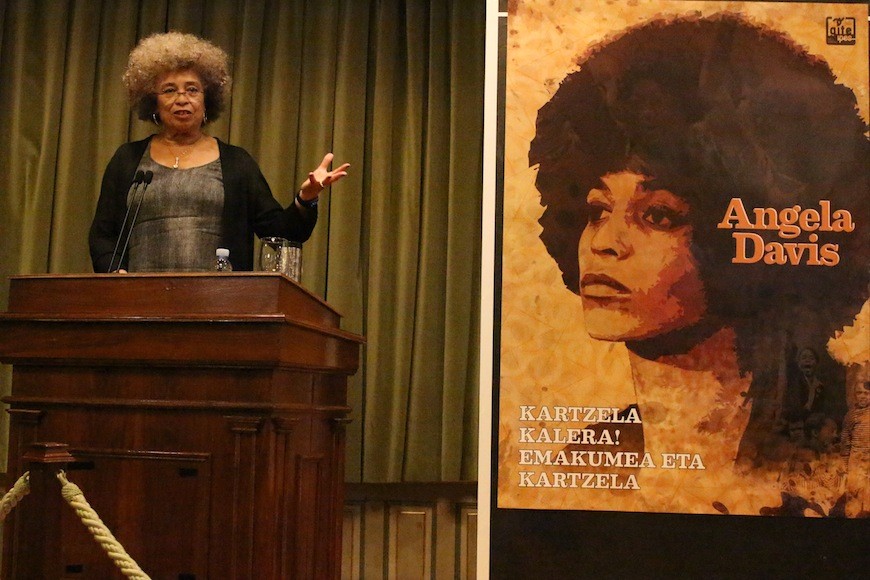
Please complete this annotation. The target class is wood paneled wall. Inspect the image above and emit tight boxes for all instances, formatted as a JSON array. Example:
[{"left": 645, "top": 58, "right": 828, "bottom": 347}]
[{"left": 342, "top": 483, "right": 477, "bottom": 579}]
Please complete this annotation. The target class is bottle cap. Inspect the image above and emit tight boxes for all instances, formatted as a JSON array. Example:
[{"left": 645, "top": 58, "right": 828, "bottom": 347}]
[{"left": 216, "top": 248, "right": 230, "bottom": 258}]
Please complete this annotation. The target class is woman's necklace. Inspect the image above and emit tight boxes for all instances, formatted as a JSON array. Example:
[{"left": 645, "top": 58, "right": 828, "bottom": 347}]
[{"left": 163, "top": 134, "right": 203, "bottom": 169}]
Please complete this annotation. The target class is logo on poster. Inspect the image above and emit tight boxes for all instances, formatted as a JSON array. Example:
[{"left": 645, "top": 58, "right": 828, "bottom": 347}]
[{"left": 826, "top": 17, "right": 856, "bottom": 45}]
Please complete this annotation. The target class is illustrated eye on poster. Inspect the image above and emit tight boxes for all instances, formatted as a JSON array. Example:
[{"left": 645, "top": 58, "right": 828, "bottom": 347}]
[{"left": 480, "top": 0, "right": 868, "bottom": 575}]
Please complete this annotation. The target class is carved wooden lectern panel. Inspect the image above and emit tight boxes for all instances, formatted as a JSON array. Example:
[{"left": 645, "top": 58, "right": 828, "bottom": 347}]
[{"left": 0, "top": 274, "right": 363, "bottom": 580}]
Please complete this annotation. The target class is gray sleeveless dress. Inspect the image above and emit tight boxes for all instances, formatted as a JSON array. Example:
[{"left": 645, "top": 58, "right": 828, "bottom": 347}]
[{"left": 126, "top": 143, "right": 224, "bottom": 272}]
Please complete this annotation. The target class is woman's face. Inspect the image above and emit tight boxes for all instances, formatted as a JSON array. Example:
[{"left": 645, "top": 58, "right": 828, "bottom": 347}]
[
  {"left": 578, "top": 171, "right": 707, "bottom": 342},
  {"left": 154, "top": 69, "right": 206, "bottom": 133},
  {"left": 797, "top": 348, "right": 818, "bottom": 375}
]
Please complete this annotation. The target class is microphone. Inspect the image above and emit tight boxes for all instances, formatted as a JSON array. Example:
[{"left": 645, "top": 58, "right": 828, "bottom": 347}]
[
  {"left": 117, "top": 170, "right": 154, "bottom": 271},
  {"left": 108, "top": 170, "right": 145, "bottom": 272}
]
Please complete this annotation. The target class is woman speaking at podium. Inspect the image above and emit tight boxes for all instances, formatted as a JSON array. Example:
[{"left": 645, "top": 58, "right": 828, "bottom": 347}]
[{"left": 89, "top": 32, "right": 349, "bottom": 273}]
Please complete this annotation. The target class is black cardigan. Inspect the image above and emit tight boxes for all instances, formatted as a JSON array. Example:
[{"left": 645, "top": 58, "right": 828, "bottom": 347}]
[{"left": 88, "top": 135, "right": 317, "bottom": 272}]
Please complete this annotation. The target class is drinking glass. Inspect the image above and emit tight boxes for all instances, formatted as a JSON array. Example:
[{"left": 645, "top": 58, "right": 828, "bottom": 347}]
[
  {"left": 259, "top": 237, "right": 302, "bottom": 282},
  {"left": 259, "top": 237, "right": 289, "bottom": 273},
  {"left": 281, "top": 241, "right": 303, "bottom": 282}
]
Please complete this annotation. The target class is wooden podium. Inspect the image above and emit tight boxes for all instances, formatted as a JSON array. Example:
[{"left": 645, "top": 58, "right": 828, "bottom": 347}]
[{"left": 0, "top": 274, "right": 363, "bottom": 579}]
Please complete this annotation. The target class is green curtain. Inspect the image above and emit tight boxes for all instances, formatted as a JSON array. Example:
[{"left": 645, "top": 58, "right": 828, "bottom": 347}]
[{"left": 0, "top": 0, "right": 482, "bottom": 482}]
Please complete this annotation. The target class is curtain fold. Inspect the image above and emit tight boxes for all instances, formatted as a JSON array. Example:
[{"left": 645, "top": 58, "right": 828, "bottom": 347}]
[{"left": 0, "top": 0, "right": 483, "bottom": 482}]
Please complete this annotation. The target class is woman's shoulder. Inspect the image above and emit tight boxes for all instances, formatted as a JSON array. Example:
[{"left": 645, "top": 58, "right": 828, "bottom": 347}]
[
  {"left": 103, "top": 136, "right": 153, "bottom": 180},
  {"left": 215, "top": 138, "right": 263, "bottom": 175},
  {"left": 215, "top": 138, "right": 255, "bottom": 161},
  {"left": 110, "top": 135, "right": 153, "bottom": 161}
]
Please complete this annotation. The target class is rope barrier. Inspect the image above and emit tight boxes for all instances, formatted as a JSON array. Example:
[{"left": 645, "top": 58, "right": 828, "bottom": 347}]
[
  {"left": 0, "top": 471, "right": 30, "bottom": 521},
  {"left": 0, "top": 469, "right": 151, "bottom": 579},
  {"left": 56, "top": 470, "right": 151, "bottom": 580}
]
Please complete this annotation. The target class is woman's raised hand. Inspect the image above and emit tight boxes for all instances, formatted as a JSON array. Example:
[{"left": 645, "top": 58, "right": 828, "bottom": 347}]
[{"left": 299, "top": 153, "right": 350, "bottom": 201}]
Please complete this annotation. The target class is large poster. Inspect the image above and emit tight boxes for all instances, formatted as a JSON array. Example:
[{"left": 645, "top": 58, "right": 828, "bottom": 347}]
[{"left": 497, "top": 0, "right": 869, "bottom": 517}]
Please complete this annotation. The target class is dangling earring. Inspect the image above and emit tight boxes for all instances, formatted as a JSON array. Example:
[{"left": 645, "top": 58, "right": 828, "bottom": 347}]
[
  {"left": 202, "top": 110, "right": 208, "bottom": 126},
  {"left": 152, "top": 112, "right": 160, "bottom": 126}
]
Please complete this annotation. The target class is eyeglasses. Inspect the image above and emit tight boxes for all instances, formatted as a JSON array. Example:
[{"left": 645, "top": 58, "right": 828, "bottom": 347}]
[{"left": 155, "top": 86, "right": 203, "bottom": 99}]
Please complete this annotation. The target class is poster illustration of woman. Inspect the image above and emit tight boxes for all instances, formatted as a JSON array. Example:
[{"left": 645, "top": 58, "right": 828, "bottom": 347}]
[{"left": 497, "top": 0, "right": 869, "bottom": 517}]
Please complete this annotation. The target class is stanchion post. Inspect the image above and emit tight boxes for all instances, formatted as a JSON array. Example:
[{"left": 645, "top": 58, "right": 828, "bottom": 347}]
[{"left": 10, "top": 442, "right": 75, "bottom": 578}]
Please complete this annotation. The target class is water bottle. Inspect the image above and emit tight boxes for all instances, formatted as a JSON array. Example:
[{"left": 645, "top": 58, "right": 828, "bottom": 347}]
[{"left": 213, "top": 248, "right": 233, "bottom": 272}]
